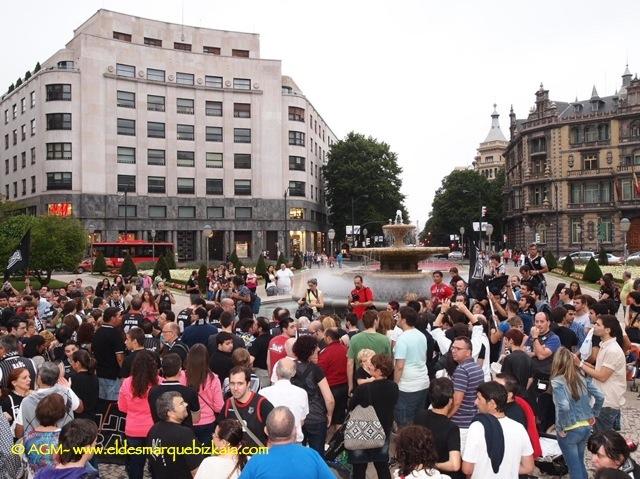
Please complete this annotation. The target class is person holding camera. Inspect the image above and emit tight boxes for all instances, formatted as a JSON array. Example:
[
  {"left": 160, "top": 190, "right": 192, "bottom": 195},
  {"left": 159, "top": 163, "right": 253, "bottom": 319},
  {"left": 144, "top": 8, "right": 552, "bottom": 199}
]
[
  {"left": 155, "top": 282, "right": 175, "bottom": 314},
  {"left": 298, "top": 279, "right": 324, "bottom": 319},
  {"left": 348, "top": 276, "right": 374, "bottom": 321}
]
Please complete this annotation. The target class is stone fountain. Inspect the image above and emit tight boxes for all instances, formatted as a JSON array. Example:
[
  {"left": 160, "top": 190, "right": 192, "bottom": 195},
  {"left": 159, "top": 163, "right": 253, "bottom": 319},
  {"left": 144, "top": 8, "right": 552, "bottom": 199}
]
[{"left": 351, "top": 210, "right": 449, "bottom": 273}]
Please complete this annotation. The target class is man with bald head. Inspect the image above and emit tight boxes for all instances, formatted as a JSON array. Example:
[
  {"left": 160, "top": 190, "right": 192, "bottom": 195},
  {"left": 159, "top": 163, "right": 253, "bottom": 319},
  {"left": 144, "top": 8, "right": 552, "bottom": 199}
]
[
  {"left": 259, "top": 358, "right": 309, "bottom": 443},
  {"left": 220, "top": 297, "right": 236, "bottom": 315},
  {"left": 239, "top": 406, "right": 334, "bottom": 479}
]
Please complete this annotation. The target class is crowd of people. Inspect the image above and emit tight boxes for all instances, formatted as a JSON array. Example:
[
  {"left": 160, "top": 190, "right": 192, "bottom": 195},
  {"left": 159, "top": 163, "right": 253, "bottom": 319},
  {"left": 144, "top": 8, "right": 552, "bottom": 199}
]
[{"left": 0, "top": 241, "right": 640, "bottom": 478}]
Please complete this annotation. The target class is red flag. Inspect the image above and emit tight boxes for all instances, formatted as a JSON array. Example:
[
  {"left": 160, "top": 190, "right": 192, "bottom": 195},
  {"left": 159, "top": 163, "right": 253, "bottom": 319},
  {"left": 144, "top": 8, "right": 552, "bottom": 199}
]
[
  {"left": 614, "top": 178, "right": 621, "bottom": 201},
  {"left": 634, "top": 170, "right": 640, "bottom": 196}
]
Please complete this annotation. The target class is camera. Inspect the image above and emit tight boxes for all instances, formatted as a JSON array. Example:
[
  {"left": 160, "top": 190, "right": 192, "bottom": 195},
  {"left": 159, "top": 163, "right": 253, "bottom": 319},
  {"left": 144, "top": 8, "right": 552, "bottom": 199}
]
[{"left": 351, "top": 293, "right": 359, "bottom": 302}]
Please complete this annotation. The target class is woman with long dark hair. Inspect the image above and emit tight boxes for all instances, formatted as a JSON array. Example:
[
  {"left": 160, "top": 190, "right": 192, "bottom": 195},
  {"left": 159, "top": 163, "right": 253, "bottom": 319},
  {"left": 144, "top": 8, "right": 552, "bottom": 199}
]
[
  {"left": 550, "top": 282, "right": 566, "bottom": 309},
  {"left": 551, "top": 347, "right": 604, "bottom": 479},
  {"left": 95, "top": 278, "right": 111, "bottom": 299},
  {"left": 194, "top": 419, "right": 247, "bottom": 479},
  {"left": 140, "top": 288, "right": 158, "bottom": 322},
  {"left": 183, "top": 344, "right": 224, "bottom": 444},
  {"left": 394, "top": 425, "right": 447, "bottom": 478},
  {"left": 118, "top": 350, "right": 160, "bottom": 479},
  {"left": 70, "top": 349, "right": 98, "bottom": 423}
]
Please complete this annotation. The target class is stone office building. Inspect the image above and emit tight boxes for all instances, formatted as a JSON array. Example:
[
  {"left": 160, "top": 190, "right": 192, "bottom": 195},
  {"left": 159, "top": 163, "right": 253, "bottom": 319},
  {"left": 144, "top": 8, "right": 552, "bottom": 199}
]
[
  {"left": 0, "top": 10, "right": 336, "bottom": 261},
  {"left": 503, "top": 67, "right": 640, "bottom": 256},
  {"left": 473, "top": 104, "right": 508, "bottom": 180}
]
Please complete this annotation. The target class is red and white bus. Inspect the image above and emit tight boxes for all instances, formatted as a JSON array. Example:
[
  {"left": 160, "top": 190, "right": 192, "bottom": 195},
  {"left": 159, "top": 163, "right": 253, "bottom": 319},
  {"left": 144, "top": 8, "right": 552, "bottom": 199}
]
[{"left": 77, "top": 240, "right": 175, "bottom": 272}]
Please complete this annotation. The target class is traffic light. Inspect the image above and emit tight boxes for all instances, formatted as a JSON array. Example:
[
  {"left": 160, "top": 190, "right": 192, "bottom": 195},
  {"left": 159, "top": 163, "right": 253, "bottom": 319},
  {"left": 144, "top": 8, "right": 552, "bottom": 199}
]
[{"left": 481, "top": 206, "right": 487, "bottom": 217}]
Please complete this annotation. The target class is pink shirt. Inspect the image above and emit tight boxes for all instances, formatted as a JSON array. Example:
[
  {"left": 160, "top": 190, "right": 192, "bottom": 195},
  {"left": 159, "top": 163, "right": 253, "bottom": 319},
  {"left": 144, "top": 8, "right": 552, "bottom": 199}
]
[
  {"left": 178, "top": 371, "right": 224, "bottom": 426},
  {"left": 117, "top": 375, "right": 160, "bottom": 437}
]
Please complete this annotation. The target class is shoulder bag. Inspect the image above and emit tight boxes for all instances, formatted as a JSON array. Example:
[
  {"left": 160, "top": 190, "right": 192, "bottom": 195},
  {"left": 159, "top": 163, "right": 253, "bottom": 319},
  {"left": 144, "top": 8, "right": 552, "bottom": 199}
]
[
  {"left": 230, "top": 396, "right": 265, "bottom": 448},
  {"left": 344, "top": 385, "right": 385, "bottom": 450}
]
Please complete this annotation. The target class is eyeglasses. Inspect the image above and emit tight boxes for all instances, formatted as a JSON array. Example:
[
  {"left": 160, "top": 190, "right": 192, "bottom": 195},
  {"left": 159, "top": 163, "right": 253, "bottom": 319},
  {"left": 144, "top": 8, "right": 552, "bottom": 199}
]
[{"left": 451, "top": 346, "right": 470, "bottom": 351}]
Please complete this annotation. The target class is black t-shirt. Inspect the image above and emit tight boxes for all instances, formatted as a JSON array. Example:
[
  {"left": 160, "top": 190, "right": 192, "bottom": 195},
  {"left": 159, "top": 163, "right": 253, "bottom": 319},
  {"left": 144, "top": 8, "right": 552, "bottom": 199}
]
[
  {"left": 627, "top": 327, "right": 640, "bottom": 344},
  {"left": 504, "top": 401, "right": 527, "bottom": 429},
  {"left": 209, "top": 350, "right": 234, "bottom": 384},
  {"left": 156, "top": 292, "right": 173, "bottom": 313},
  {"left": 147, "top": 421, "right": 205, "bottom": 478},
  {"left": 122, "top": 311, "right": 144, "bottom": 333},
  {"left": 222, "top": 392, "right": 274, "bottom": 447},
  {"left": 207, "top": 333, "right": 244, "bottom": 357},
  {"left": 120, "top": 349, "right": 143, "bottom": 378},
  {"left": 160, "top": 341, "right": 189, "bottom": 364},
  {"left": 92, "top": 325, "right": 126, "bottom": 379},
  {"left": 348, "top": 379, "right": 399, "bottom": 436},
  {"left": 70, "top": 371, "right": 99, "bottom": 423},
  {"left": 355, "top": 366, "right": 371, "bottom": 381},
  {"left": 291, "top": 362, "right": 327, "bottom": 424},
  {"left": 0, "top": 391, "right": 24, "bottom": 423},
  {"left": 501, "top": 350, "right": 533, "bottom": 393},
  {"left": 176, "top": 308, "right": 193, "bottom": 331},
  {"left": 414, "top": 410, "right": 463, "bottom": 479},
  {"left": 148, "top": 381, "right": 200, "bottom": 427},
  {"left": 554, "top": 325, "right": 578, "bottom": 350},
  {"left": 249, "top": 333, "right": 271, "bottom": 370}
]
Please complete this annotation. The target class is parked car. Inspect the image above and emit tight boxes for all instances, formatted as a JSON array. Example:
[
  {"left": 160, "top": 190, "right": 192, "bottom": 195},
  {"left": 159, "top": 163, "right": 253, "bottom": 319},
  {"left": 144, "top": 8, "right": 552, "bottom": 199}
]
[
  {"left": 76, "top": 258, "right": 114, "bottom": 273},
  {"left": 448, "top": 251, "right": 463, "bottom": 261},
  {"left": 605, "top": 253, "right": 623, "bottom": 265},
  {"left": 627, "top": 251, "right": 640, "bottom": 266},
  {"left": 559, "top": 251, "right": 596, "bottom": 264}
]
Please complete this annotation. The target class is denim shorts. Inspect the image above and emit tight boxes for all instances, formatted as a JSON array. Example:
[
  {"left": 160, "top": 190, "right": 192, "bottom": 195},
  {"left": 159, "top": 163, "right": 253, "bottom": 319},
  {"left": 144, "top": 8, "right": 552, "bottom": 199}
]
[{"left": 98, "top": 377, "right": 122, "bottom": 401}]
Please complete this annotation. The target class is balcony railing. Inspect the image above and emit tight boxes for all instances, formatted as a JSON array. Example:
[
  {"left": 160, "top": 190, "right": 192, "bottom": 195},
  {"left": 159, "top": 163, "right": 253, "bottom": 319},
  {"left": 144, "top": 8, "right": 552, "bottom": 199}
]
[
  {"left": 569, "top": 139, "right": 611, "bottom": 148},
  {"left": 567, "top": 201, "right": 615, "bottom": 209},
  {"left": 566, "top": 167, "right": 613, "bottom": 178},
  {"left": 617, "top": 165, "right": 640, "bottom": 173}
]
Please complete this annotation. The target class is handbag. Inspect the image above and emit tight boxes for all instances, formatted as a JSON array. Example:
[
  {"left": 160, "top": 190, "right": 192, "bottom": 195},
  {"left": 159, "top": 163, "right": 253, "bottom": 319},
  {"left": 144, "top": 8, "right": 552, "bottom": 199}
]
[{"left": 344, "top": 386, "right": 385, "bottom": 450}]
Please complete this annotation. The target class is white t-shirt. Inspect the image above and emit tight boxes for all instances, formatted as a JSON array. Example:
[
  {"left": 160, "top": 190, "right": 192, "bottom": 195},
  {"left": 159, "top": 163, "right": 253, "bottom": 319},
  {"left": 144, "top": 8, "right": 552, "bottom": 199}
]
[
  {"left": 194, "top": 455, "right": 240, "bottom": 479},
  {"left": 275, "top": 268, "right": 294, "bottom": 289},
  {"left": 463, "top": 416, "right": 533, "bottom": 479},
  {"left": 259, "top": 379, "right": 309, "bottom": 443},
  {"left": 574, "top": 312, "right": 591, "bottom": 332},
  {"left": 394, "top": 328, "right": 429, "bottom": 393}
]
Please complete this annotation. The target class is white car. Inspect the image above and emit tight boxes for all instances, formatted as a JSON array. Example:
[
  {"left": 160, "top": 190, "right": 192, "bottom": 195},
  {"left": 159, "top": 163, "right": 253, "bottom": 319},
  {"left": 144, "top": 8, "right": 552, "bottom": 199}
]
[
  {"left": 606, "top": 253, "right": 622, "bottom": 265},
  {"left": 628, "top": 251, "right": 640, "bottom": 265},
  {"left": 448, "top": 251, "right": 463, "bottom": 260},
  {"left": 559, "top": 251, "right": 595, "bottom": 264}
]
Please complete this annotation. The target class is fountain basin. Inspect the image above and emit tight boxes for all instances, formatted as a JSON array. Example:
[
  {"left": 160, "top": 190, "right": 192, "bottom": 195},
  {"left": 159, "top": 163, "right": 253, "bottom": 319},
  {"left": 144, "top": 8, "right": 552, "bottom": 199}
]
[{"left": 351, "top": 246, "right": 450, "bottom": 273}]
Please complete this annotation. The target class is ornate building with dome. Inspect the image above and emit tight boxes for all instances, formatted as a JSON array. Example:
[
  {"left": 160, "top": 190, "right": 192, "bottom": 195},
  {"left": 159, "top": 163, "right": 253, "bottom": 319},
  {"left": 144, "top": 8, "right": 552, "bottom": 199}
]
[
  {"left": 473, "top": 105, "right": 508, "bottom": 180},
  {"left": 503, "top": 66, "right": 640, "bottom": 256}
]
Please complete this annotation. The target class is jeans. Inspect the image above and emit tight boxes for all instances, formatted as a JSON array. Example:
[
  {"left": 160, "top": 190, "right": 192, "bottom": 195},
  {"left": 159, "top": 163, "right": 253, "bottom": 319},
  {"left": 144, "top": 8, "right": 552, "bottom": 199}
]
[
  {"left": 394, "top": 388, "right": 428, "bottom": 427},
  {"left": 595, "top": 407, "right": 621, "bottom": 432},
  {"left": 125, "top": 436, "right": 147, "bottom": 479},
  {"left": 302, "top": 420, "right": 327, "bottom": 458},
  {"left": 193, "top": 422, "right": 215, "bottom": 444},
  {"left": 557, "top": 426, "right": 591, "bottom": 479},
  {"left": 98, "top": 377, "right": 122, "bottom": 401}
]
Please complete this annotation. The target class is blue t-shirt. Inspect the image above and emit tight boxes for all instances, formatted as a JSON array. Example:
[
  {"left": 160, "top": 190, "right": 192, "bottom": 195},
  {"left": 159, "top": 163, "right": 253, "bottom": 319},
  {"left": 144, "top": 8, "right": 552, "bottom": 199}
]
[
  {"left": 239, "top": 443, "right": 334, "bottom": 479},
  {"left": 394, "top": 328, "right": 429, "bottom": 392}
]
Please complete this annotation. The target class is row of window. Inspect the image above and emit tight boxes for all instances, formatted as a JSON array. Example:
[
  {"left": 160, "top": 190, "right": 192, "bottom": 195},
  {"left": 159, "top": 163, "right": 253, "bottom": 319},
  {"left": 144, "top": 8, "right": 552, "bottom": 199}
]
[
  {"left": 118, "top": 204, "right": 254, "bottom": 220},
  {"left": 117, "top": 91, "right": 252, "bottom": 118},
  {"left": 4, "top": 148, "right": 36, "bottom": 174},
  {"left": 4, "top": 120, "right": 36, "bottom": 149},
  {"left": 113, "top": 31, "right": 250, "bottom": 58},
  {"left": 3, "top": 92, "right": 36, "bottom": 124},
  {"left": 4, "top": 176, "right": 36, "bottom": 198},
  {"left": 570, "top": 218, "right": 613, "bottom": 244},
  {"left": 116, "top": 148, "right": 252, "bottom": 168},
  {"left": 117, "top": 119, "right": 253, "bottom": 143},
  {"left": 570, "top": 124, "right": 610, "bottom": 144},
  {"left": 116, "top": 64, "right": 251, "bottom": 90}
]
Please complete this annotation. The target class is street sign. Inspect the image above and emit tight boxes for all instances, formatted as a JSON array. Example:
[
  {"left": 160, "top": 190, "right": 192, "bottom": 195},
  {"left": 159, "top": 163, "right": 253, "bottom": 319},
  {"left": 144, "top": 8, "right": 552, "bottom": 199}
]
[
  {"left": 346, "top": 225, "right": 360, "bottom": 235},
  {"left": 472, "top": 222, "right": 490, "bottom": 232}
]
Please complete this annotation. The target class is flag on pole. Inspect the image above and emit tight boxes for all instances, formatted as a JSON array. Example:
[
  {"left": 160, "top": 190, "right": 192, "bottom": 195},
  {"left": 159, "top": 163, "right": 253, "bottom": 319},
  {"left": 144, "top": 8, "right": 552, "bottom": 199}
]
[
  {"left": 4, "top": 229, "right": 31, "bottom": 281},
  {"left": 633, "top": 169, "right": 640, "bottom": 196}
]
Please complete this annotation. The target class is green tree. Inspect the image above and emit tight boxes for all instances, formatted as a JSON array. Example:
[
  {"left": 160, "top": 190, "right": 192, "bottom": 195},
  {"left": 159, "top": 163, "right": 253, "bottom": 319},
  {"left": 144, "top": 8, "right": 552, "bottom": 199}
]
[
  {"left": 24, "top": 71, "right": 31, "bottom": 80},
  {"left": 598, "top": 248, "right": 609, "bottom": 266},
  {"left": 153, "top": 255, "right": 171, "bottom": 280},
  {"left": 323, "top": 132, "right": 407, "bottom": 242},
  {"left": 197, "top": 264, "right": 208, "bottom": 293},
  {"left": 544, "top": 250, "right": 558, "bottom": 270},
  {"left": 421, "top": 169, "right": 504, "bottom": 246},
  {"left": 93, "top": 252, "right": 108, "bottom": 274},
  {"left": 255, "top": 254, "right": 267, "bottom": 276},
  {"left": 562, "top": 255, "right": 575, "bottom": 274},
  {"left": 164, "top": 251, "right": 177, "bottom": 269},
  {"left": 8, "top": 83, "right": 14, "bottom": 92},
  {"left": 15, "top": 78, "right": 22, "bottom": 87},
  {"left": 276, "top": 252, "right": 287, "bottom": 269},
  {"left": 34, "top": 62, "right": 41, "bottom": 73},
  {"left": 119, "top": 253, "right": 138, "bottom": 278},
  {"left": 292, "top": 252, "right": 302, "bottom": 270},
  {"left": 0, "top": 215, "right": 87, "bottom": 285},
  {"left": 582, "top": 257, "right": 603, "bottom": 283},
  {"left": 229, "top": 250, "right": 243, "bottom": 272}
]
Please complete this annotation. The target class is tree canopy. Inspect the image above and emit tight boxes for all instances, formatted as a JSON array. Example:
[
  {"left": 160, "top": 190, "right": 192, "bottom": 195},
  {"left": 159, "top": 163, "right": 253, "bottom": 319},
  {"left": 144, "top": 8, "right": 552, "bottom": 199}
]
[
  {"left": 323, "top": 132, "right": 407, "bottom": 241},
  {"left": 0, "top": 215, "right": 87, "bottom": 284},
  {"left": 421, "top": 169, "right": 504, "bottom": 246}
]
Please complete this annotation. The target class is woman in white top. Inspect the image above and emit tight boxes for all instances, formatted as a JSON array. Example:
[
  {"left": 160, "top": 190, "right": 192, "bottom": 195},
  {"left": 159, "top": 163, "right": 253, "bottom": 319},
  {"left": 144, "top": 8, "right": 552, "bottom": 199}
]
[
  {"left": 195, "top": 419, "right": 247, "bottom": 479},
  {"left": 393, "top": 425, "right": 451, "bottom": 479}
]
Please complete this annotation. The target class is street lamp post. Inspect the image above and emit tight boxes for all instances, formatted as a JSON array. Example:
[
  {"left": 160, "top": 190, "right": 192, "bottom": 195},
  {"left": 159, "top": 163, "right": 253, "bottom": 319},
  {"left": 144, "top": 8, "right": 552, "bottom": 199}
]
[
  {"left": 486, "top": 224, "right": 494, "bottom": 253},
  {"left": 577, "top": 224, "right": 583, "bottom": 251},
  {"left": 88, "top": 223, "right": 96, "bottom": 270},
  {"left": 459, "top": 226, "right": 465, "bottom": 257},
  {"left": 350, "top": 194, "right": 369, "bottom": 248},
  {"left": 621, "top": 217, "right": 631, "bottom": 265},
  {"left": 362, "top": 228, "right": 368, "bottom": 248},
  {"left": 203, "top": 224, "right": 212, "bottom": 269},
  {"left": 150, "top": 229, "right": 156, "bottom": 261},
  {"left": 327, "top": 228, "right": 336, "bottom": 257},
  {"left": 284, "top": 188, "right": 289, "bottom": 259},
  {"left": 555, "top": 183, "right": 560, "bottom": 259}
]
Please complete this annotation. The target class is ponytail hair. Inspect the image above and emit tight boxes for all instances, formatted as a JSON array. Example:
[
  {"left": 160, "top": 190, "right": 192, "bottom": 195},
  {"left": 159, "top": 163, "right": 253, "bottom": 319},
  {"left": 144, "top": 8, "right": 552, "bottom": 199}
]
[{"left": 72, "top": 349, "right": 96, "bottom": 375}]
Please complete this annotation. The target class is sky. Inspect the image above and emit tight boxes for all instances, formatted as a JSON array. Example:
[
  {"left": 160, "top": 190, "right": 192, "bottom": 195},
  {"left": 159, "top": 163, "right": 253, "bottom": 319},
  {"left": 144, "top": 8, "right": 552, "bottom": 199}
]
[{"left": 2, "top": 0, "right": 639, "bottom": 231}]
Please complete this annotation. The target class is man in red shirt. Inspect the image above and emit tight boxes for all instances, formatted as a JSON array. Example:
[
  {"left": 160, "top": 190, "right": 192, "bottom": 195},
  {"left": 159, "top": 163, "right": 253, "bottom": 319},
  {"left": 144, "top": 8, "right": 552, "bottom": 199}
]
[
  {"left": 348, "top": 275, "right": 374, "bottom": 320},
  {"left": 317, "top": 328, "right": 348, "bottom": 428},
  {"left": 430, "top": 270, "right": 453, "bottom": 311},
  {"left": 267, "top": 317, "right": 297, "bottom": 377}
]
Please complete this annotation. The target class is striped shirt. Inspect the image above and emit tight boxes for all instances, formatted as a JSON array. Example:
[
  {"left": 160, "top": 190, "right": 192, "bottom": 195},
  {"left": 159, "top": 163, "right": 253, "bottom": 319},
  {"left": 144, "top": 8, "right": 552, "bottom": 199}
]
[{"left": 451, "top": 358, "right": 484, "bottom": 428}]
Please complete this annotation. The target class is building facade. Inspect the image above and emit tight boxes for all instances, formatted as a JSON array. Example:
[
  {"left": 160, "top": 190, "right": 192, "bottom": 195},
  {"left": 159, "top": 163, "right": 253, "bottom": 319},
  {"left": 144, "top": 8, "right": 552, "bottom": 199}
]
[
  {"left": 503, "top": 68, "right": 640, "bottom": 256},
  {"left": 473, "top": 104, "right": 508, "bottom": 180},
  {"left": 1, "top": 10, "right": 336, "bottom": 262}
]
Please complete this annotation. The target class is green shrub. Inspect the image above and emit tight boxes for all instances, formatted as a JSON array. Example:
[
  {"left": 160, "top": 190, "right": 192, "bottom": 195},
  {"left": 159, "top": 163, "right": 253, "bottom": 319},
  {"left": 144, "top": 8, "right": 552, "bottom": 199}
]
[
  {"left": 24, "top": 71, "right": 31, "bottom": 80},
  {"left": 119, "top": 253, "right": 138, "bottom": 278},
  {"left": 197, "top": 264, "right": 208, "bottom": 293},
  {"left": 582, "top": 257, "right": 603, "bottom": 283},
  {"left": 255, "top": 254, "right": 267, "bottom": 276},
  {"left": 136, "top": 261, "right": 156, "bottom": 270},
  {"left": 598, "top": 248, "right": 608, "bottom": 266},
  {"left": 544, "top": 251, "right": 558, "bottom": 270},
  {"left": 276, "top": 253, "right": 287, "bottom": 269},
  {"left": 15, "top": 78, "right": 22, "bottom": 87},
  {"left": 229, "top": 249, "right": 243, "bottom": 272},
  {"left": 562, "top": 254, "right": 575, "bottom": 274},
  {"left": 93, "top": 252, "right": 108, "bottom": 274},
  {"left": 34, "top": 62, "right": 41, "bottom": 73},
  {"left": 164, "top": 251, "right": 177, "bottom": 270},
  {"left": 153, "top": 255, "right": 171, "bottom": 280},
  {"left": 292, "top": 252, "right": 302, "bottom": 270}
]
